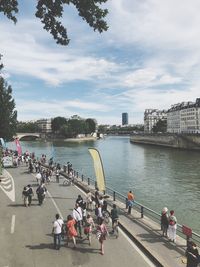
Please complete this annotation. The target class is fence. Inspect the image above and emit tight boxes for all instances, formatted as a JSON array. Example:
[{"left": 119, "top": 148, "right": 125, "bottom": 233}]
[
  {"left": 46, "top": 162, "right": 200, "bottom": 246},
  {"left": 70, "top": 168, "right": 200, "bottom": 246}
]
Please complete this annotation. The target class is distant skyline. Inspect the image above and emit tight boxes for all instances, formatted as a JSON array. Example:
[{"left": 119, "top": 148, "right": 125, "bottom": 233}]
[{"left": 1, "top": 0, "right": 200, "bottom": 124}]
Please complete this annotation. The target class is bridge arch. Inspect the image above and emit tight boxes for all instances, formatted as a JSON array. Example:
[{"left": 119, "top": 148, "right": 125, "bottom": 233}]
[{"left": 14, "top": 133, "right": 40, "bottom": 141}]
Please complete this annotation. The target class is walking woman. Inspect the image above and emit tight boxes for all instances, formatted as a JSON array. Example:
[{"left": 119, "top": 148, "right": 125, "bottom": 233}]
[
  {"left": 96, "top": 217, "right": 108, "bottom": 255},
  {"left": 168, "top": 210, "right": 177, "bottom": 243},
  {"left": 161, "top": 207, "right": 169, "bottom": 237},
  {"left": 85, "top": 213, "right": 95, "bottom": 246},
  {"left": 66, "top": 215, "right": 77, "bottom": 248}
]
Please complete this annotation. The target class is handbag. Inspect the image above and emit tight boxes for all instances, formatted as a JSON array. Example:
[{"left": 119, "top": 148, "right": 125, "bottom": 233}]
[{"left": 84, "top": 226, "right": 90, "bottom": 235}]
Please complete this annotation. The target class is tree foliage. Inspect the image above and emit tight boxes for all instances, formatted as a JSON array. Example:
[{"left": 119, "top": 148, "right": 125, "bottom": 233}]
[
  {"left": 51, "top": 116, "right": 67, "bottom": 133},
  {"left": 85, "top": 118, "right": 96, "bottom": 134},
  {"left": 0, "top": 77, "right": 17, "bottom": 141},
  {"left": 16, "top": 121, "right": 40, "bottom": 133},
  {"left": 52, "top": 116, "right": 96, "bottom": 138},
  {"left": 0, "top": 0, "right": 109, "bottom": 45},
  {"left": 152, "top": 119, "right": 167, "bottom": 133}
]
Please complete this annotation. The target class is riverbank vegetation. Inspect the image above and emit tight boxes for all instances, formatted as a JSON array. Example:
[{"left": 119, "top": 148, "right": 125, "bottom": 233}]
[{"left": 0, "top": 56, "right": 17, "bottom": 141}]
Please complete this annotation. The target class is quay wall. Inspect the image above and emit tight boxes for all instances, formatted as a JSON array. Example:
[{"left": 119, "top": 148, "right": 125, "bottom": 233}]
[{"left": 130, "top": 133, "right": 200, "bottom": 150}]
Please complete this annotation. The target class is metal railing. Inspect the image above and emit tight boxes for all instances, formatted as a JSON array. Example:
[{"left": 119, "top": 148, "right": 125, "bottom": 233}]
[
  {"left": 42, "top": 161, "right": 200, "bottom": 246},
  {"left": 69, "top": 167, "right": 200, "bottom": 246}
]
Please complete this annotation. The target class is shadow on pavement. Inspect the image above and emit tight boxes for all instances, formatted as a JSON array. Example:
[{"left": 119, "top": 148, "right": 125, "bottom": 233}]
[{"left": 26, "top": 243, "right": 54, "bottom": 250}]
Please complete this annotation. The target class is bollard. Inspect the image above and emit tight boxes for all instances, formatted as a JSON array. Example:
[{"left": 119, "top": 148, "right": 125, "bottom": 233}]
[
  {"left": 113, "top": 191, "right": 116, "bottom": 201},
  {"left": 76, "top": 172, "right": 78, "bottom": 179},
  {"left": 88, "top": 177, "right": 90, "bottom": 185},
  {"left": 141, "top": 206, "right": 144, "bottom": 218},
  {"left": 95, "top": 181, "right": 97, "bottom": 189},
  {"left": 82, "top": 174, "right": 84, "bottom": 182}
]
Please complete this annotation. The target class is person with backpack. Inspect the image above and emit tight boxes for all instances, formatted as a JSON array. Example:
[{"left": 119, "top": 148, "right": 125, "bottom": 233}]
[
  {"left": 36, "top": 183, "right": 47, "bottom": 205},
  {"left": 161, "top": 207, "right": 169, "bottom": 237},
  {"left": 52, "top": 214, "right": 64, "bottom": 250},
  {"left": 27, "top": 184, "right": 34, "bottom": 206},
  {"left": 111, "top": 204, "right": 119, "bottom": 233}
]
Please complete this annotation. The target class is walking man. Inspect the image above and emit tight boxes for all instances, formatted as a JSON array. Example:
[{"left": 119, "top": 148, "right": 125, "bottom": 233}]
[
  {"left": 27, "top": 184, "right": 34, "bottom": 206},
  {"left": 52, "top": 214, "right": 64, "bottom": 250},
  {"left": 73, "top": 203, "right": 83, "bottom": 238}
]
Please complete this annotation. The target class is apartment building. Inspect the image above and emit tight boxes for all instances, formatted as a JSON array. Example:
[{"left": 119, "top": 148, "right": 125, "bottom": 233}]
[
  {"left": 36, "top": 118, "right": 52, "bottom": 133},
  {"left": 144, "top": 109, "right": 167, "bottom": 133},
  {"left": 167, "top": 98, "right": 200, "bottom": 133}
]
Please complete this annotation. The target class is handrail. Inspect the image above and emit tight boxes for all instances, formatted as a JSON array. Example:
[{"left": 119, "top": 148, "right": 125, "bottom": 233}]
[
  {"left": 41, "top": 161, "right": 200, "bottom": 246},
  {"left": 72, "top": 167, "right": 200, "bottom": 246}
]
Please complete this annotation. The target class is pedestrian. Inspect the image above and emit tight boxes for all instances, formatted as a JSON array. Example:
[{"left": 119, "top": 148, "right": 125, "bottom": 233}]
[
  {"left": 168, "top": 210, "right": 177, "bottom": 243},
  {"left": 72, "top": 203, "right": 83, "bottom": 238},
  {"left": 185, "top": 241, "right": 200, "bottom": 267},
  {"left": 96, "top": 217, "right": 108, "bottom": 255},
  {"left": 27, "top": 184, "right": 34, "bottom": 206},
  {"left": 66, "top": 214, "right": 77, "bottom": 248},
  {"left": 22, "top": 186, "right": 29, "bottom": 207},
  {"left": 76, "top": 194, "right": 84, "bottom": 208},
  {"left": 82, "top": 201, "right": 87, "bottom": 226},
  {"left": 127, "top": 190, "right": 135, "bottom": 214},
  {"left": 36, "top": 183, "right": 47, "bottom": 205},
  {"left": 110, "top": 204, "right": 119, "bottom": 233},
  {"left": 161, "top": 207, "right": 169, "bottom": 237},
  {"left": 94, "top": 187, "right": 100, "bottom": 205},
  {"left": 52, "top": 214, "right": 64, "bottom": 250},
  {"left": 56, "top": 169, "right": 60, "bottom": 183},
  {"left": 86, "top": 190, "right": 92, "bottom": 210},
  {"left": 36, "top": 172, "right": 42, "bottom": 185},
  {"left": 84, "top": 213, "right": 95, "bottom": 246},
  {"left": 97, "top": 204, "right": 103, "bottom": 224}
]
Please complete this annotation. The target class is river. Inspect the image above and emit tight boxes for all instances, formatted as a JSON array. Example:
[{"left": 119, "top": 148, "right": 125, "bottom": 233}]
[{"left": 7, "top": 135, "right": 200, "bottom": 232}]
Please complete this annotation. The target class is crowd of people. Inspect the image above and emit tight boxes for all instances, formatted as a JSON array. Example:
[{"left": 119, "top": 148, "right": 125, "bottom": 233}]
[
  {"left": 3, "top": 148, "right": 199, "bottom": 263},
  {"left": 52, "top": 190, "right": 119, "bottom": 255}
]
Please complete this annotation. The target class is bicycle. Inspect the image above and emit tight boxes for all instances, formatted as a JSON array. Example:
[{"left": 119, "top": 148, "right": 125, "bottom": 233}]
[{"left": 63, "top": 178, "right": 72, "bottom": 186}]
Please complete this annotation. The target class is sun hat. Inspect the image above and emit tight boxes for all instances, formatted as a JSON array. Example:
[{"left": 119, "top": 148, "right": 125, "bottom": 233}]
[{"left": 162, "top": 207, "right": 168, "bottom": 213}]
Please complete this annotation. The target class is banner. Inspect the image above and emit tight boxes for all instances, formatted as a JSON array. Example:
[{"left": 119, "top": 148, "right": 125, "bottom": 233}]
[
  {"left": 15, "top": 138, "right": 22, "bottom": 156},
  {"left": 88, "top": 148, "right": 106, "bottom": 192}
]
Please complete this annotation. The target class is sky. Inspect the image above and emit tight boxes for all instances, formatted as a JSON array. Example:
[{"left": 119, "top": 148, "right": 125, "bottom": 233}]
[{"left": 1, "top": 0, "right": 200, "bottom": 125}]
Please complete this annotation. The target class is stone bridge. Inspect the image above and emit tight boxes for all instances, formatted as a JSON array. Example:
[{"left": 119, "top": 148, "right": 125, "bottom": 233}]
[{"left": 14, "top": 133, "right": 40, "bottom": 140}]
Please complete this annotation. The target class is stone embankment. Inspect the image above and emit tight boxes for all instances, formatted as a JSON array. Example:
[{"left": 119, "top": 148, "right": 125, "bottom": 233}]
[{"left": 130, "top": 133, "right": 200, "bottom": 150}]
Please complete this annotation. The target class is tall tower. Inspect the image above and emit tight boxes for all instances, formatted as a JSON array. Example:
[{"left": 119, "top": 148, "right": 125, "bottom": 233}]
[{"left": 122, "top": 113, "right": 128, "bottom": 125}]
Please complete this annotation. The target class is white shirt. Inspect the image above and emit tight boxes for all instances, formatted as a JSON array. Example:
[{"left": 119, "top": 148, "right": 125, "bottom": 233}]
[
  {"left": 53, "top": 219, "right": 64, "bottom": 234},
  {"left": 72, "top": 207, "right": 83, "bottom": 221}
]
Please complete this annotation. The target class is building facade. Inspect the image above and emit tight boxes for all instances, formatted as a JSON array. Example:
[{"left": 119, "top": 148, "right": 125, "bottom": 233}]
[
  {"left": 167, "top": 98, "right": 200, "bottom": 133},
  {"left": 122, "top": 113, "right": 129, "bottom": 125},
  {"left": 144, "top": 109, "right": 167, "bottom": 133},
  {"left": 36, "top": 119, "right": 52, "bottom": 133}
]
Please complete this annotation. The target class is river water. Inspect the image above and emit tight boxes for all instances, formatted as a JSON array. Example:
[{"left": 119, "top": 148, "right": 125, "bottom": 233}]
[{"left": 8, "top": 136, "right": 200, "bottom": 232}]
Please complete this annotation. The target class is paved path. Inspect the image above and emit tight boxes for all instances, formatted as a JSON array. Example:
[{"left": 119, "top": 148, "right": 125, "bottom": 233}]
[{"left": 0, "top": 165, "right": 156, "bottom": 267}]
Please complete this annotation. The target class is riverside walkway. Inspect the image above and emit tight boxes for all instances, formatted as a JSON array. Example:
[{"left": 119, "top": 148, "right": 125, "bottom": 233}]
[{"left": 0, "top": 164, "right": 193, "bottom": 267}]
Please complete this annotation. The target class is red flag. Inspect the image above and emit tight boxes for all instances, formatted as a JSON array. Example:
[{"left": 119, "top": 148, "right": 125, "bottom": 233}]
[{"left": 15, "top": 138, "right": 22, "bottom": 156}]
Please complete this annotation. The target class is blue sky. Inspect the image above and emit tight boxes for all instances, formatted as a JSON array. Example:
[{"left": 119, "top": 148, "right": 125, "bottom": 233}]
[{"left": 1, "top": 0, "right": 200, "bottom": 124}]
